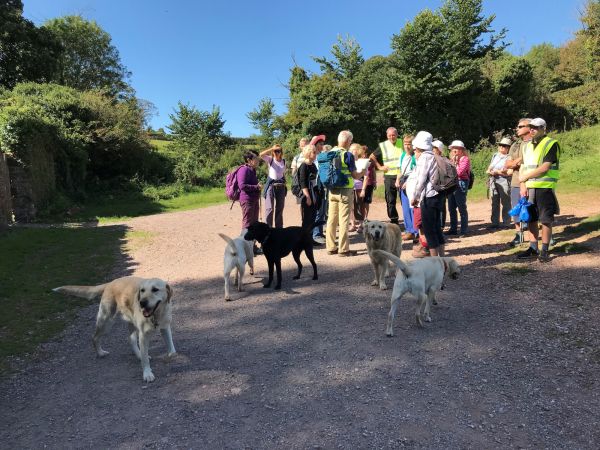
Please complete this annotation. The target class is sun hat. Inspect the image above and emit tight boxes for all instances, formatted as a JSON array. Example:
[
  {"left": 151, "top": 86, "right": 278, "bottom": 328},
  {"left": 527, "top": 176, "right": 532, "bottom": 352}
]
[
  {"left": 449, "top": 140, "right": 465, "bottom": 149},
  {"left": 310, "top": 134, "right": 326, "bottom": 145},
  {"left": 411, "top": 131, "right": 433, "bottom": 152},
  {"left": 530, "top": 118, "right": 546, "bottom": 128},
  {"left": 499, "top": 137, "right": 512, "bottom": 146},
  {"left": 432, "top": 139, "right": 444, "bottom": 150}
]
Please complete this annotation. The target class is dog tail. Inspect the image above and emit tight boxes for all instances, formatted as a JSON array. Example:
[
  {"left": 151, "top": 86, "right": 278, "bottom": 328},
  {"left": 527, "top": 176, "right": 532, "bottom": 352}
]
[
  {"left": 372, "top": 250, "right": 412, "bottom": 277},
  {"left": 218, "top": 233, "right": 237, "bottom": 256},
  {"left": 52, "top": 284, "right": 107, "bottom": 300}
]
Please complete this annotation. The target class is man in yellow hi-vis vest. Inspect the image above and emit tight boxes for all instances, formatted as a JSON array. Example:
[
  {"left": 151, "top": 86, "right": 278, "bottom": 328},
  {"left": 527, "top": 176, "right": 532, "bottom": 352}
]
[
  {"left": 517, "top": 118, "right": 560, "bottom": 262},
  {"left": 371, "top": 127, "right": 403, "bottom": 224}
]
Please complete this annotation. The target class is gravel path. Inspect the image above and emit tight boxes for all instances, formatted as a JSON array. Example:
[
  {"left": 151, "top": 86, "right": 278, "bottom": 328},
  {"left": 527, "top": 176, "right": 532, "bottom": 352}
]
[{"left": 1, "top": 193, "right": 599, "bottom": 449}]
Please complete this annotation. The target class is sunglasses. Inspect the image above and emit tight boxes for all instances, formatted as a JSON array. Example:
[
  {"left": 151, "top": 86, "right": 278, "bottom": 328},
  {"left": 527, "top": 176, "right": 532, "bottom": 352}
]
[
  {"left": 517, "top": 125, "right": 530, "bottom": 129},
  {"left": 273, "top": 150, "right": 282, "bottom": 154}
]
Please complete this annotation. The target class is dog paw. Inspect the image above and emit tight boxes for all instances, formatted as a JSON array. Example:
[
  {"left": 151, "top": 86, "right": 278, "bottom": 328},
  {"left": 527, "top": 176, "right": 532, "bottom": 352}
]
[
  {"left": 292, "top": 275, "right": 300, "bottom": 280},
  {"left": 379, "top": 284, "right": 388, "bottom": 291},
  {"left": 274, "top": 285, "right": 281, "bottom": 290},
  {"left": 432, "top": 299, "right": 438, "bottom": 305},
  {"left": 312, "top": 275, "right": 318, "bottom": 280},
  {"left": 416, "top": 315, "right": 424, "bottom": 327},
  {"left": 370, "top": 280, "right": 378, "bottom": 286},
  {"left": 143, "top": 369, "right": 155, "bottom": 382},
  {"left": 167, "top": 351, "right": 177, "bottom": 358},
  {"left": 425, "top": 316, "right": 432, "bottom": 322},
  {"left": 249, "top": 270, "right": 254, "bottom": 275},
  {"left": 386, "top": 331, "right": 394, "bottom": 337},
  {"left": 225, "top": 296, "right": 231, "bottom": 301},
  {"left": 97, "top": 349, "right": 110, "bottom": 358}
]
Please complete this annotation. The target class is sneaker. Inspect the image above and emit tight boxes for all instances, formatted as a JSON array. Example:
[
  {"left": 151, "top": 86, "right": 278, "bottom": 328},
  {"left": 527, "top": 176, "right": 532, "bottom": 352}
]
[
  {"left": 412, "top": 243, "right": 429, "bottom": 258},
  {"left": 402, "top": 232, "right": 416, "bottom": 240},
  {"left": 444, "top": 230, "right": 458, "bottom": 236},
  {"left": 312, "top": 236, "right": 326, "bottom": 245},
  {"left": 327, "top": 249, "right": 339, "bottom": 255},
  {"left": 486, "top": 224, "right": 500, "bottom": 230},
  {"left": 517, "top": 247, "right": 538, "bottom": 259},
  {"left": 338, "top": 250, "right": 358, "bottom": 257},
  {"left": 538, "top": 250, "right": 551, "bottom": 262}
]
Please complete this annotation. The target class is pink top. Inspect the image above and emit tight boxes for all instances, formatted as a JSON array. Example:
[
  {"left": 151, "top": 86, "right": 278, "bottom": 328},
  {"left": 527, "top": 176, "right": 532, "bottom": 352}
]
[{"left": 456, "top": 155, "right": 471, "bottom": 180}]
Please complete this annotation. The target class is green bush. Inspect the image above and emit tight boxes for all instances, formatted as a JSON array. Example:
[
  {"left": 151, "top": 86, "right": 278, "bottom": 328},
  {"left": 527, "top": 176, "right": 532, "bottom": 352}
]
[{"left": 552, "top": 82, "right": 600, "bottom": 128}]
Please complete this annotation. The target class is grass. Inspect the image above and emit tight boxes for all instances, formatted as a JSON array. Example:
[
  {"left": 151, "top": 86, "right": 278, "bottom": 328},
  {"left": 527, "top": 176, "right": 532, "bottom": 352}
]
[
  {"left": 563, "top": 214, "right": 600, "bottom": 235},
  {"left": 497, "top": 263, "right": 536, "bottom": 275},
  {"left": 50, "top": 186, "right": 227, "bottom": 224},
  {"left": 0, "top": 226, "right": 127, "bottom": 373}
]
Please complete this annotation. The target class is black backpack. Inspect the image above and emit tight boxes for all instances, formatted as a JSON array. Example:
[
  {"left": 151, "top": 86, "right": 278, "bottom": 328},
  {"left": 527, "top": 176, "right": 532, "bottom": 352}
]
[
  {"left": 291, "top": 166, "right": 303, "bottom": 198},
  {"left": 468, "top": 171, "right": 475, "bottom": 190},
  {"left": 431, "top": 155, "right": 458, "bottom": 194}
]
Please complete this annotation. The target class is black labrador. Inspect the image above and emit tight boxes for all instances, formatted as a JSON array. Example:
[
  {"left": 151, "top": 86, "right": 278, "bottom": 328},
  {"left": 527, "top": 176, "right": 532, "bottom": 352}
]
[{"left": 244, "top": 221, "right": 318, "bottom": 290}]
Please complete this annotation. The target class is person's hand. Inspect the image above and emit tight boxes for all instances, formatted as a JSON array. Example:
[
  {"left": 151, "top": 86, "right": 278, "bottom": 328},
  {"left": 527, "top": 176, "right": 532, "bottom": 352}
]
[
  {"left": 359, "top": 190, "right": 365, "bottom": 198},
  {"left": 520, "top": 185, "right": 528, "bottom": 198},
  {"left": 258, "top": 183, "right": 263, "bottom": 190},
  {"left": 394, "top": 179, "right": 401, "bottom": 188},
  {"left": 411, "top": 198, "right": 419, "bottom": 207},
  {"left": 381, "top": 165, "right": 389, "bottom": 173}
]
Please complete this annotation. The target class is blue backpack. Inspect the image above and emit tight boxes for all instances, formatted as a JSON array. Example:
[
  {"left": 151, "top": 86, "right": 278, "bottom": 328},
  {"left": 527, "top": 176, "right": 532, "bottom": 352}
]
[{"left": 317, "top": 150, "right": 349, "bottom": 188}]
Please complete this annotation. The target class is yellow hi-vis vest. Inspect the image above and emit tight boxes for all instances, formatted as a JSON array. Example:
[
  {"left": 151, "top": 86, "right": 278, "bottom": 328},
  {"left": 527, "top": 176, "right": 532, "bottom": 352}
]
[
  {"left": 331, "top": 147, "right": 355, "bottom": 189},
  {"left": 379, "top": 140, "right": 402, "bottom": 177},
  {"left": 523, "top": 136, "right": 560, "bottom": 189}
]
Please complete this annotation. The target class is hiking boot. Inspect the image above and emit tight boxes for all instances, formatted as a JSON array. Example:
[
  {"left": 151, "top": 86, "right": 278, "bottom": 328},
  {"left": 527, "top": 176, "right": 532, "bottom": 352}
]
[
  {"left": 508, "top": 234, "right": 521, "bottom": 248},
  {"left": 538, "top": 250, "right": 551, "bottom": 263},
  {"left": 444, "top": 230, "right": 458, "bottom": 236},
  {"left": 402, "top": 232, "right": 416, "bottom": 240},
  {"left": 327, "top": 249, "right": 339, "bottom": 255},
  {"left": 338, "top": 250, "right": 358, "bottom": 257},
  {"left": 516, "top": 247, "right": 538, "bottom": 259}
]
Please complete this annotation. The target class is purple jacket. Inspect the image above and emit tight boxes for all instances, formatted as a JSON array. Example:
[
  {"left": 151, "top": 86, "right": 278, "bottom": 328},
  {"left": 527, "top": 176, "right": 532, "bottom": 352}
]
[{"left": 237, "top": 164, "right": 260, "bottom": 202}]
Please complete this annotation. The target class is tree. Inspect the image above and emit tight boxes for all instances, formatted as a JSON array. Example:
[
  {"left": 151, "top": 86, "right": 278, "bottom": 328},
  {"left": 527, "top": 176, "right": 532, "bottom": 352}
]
[
  {"left": 247, "top": 97, "right": 279, "bottom": 148},
  {"left": 313, "top": 35, "right": 365, "bottom": 80},
  {"left": 524, "top": 43, "right": 562, "bottom": 93},
  {"left": 579, "top": 0, "right": 600, "bottom": 81},
  {"left": 0, "top": 0, "right": 60, "bottom": 89},
  {"left": 42, "top": 15, "right": 131, "bottom": 97}
]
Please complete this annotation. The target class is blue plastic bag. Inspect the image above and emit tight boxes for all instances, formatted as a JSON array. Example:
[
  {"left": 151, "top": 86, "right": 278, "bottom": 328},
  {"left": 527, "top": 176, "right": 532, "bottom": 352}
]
[{"left": 509, "top": 197, "right": 532, "bottom": 223}]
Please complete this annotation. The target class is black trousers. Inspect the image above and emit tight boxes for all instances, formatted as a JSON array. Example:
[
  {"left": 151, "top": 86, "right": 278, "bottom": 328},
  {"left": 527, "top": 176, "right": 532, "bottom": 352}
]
[
  {"left": 384, "top": 176, "right": 399, "bottom": 223},
  {"left": 421, "top": 194, "right": 445, "bottom": 249}
]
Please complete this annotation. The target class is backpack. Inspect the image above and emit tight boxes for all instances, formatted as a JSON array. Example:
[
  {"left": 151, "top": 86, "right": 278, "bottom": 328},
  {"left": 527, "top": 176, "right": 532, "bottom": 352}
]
[
  {"left": 317, "top": 149, "right": 349, "bottom": 188},
  {"left": 291, "top": 167, "right": 303, "bottom": 198},
  {"left": 468, "top": 170, "right": 475, "bottom": 190},
  {"left": 225, "top": 165, "right": 244, "bottom": 202},
  {"left": 431, "top": 154, "right": 458, "bottom": 194}
]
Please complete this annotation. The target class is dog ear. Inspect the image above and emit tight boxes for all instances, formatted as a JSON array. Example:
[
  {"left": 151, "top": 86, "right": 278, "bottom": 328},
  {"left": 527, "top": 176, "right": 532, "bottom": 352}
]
[{"left": 166, "top": 284, "right": 173, "bottom": 303}]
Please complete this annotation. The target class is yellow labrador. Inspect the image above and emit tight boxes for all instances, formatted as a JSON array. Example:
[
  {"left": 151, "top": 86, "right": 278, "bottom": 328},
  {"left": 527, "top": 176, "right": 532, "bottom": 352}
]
[
  {"left": 53, "top": 276, "right": 174, "bottom": 382},
  {"left": 363, "top": 220, "right": 402, "bottom": 290},
  {"left": 372, "top": 250, "right": 460, "bottom": 334},
  {"left": 218, "top": 230, "right": 254, "bottom": 301}
]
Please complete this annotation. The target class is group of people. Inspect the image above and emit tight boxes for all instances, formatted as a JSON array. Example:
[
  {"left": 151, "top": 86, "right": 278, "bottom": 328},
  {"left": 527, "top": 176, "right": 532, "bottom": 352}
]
[{"left": 234, "top": 116, "right": 560, "bottom": 263}]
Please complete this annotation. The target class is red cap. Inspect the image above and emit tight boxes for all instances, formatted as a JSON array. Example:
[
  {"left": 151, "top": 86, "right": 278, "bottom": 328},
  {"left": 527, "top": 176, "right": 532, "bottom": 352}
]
[{"left": 310, "top": 134, "right": 326, "bottom": 146}]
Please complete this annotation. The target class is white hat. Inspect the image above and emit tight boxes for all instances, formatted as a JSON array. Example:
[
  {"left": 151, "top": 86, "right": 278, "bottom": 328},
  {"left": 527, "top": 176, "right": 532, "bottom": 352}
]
[
  {"left": 499, "top": 137, "right": 512, "bottom": 146},
  {"left": 449, "top": 140, "right": 465, "bottom": 149},
  {"left": 412, "top": 131, "right": 433, "bottom": 152},
  {"left": 432, "top": 140, "right": 444, "bottom": 150},
  {"left": 530, "top": 118, "right": 546, "bottom": 128}
]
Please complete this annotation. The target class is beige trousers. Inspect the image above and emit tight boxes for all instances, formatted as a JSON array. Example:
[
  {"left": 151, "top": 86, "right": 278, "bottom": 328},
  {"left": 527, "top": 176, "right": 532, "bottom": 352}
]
[{"left": 326, "top": 187, "right": 352, "bottom": 253}]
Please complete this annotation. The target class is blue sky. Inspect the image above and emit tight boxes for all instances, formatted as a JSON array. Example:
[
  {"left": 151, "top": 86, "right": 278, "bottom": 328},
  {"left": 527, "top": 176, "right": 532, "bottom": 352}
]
[{"left": 23, "top": 0, "right": 585, "bottom": 137}]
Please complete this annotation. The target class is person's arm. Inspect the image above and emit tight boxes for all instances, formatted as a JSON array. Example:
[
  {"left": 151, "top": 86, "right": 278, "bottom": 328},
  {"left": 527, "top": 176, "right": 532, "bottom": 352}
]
[
  {"left": 259, "top": 145, "right": 280, "bottom": 159},
  {"left": 370, "top": 147, "right": 388, "bottom": 172},
  {"left": 411, "top": 158, "right": 429, "bottom": 206},
  {"left": 505, "top": 143, "right": 522, "bottom": 170},
  {"left": 298, "top": 163, "right": 312, "bottom": 205},
  {"left": 345, "top": 153, "right": 364, "bottom": 179},
  {"left": 238, "top": 167, "right": 259, "bottom": 193},
  {"left": 456, "top": 156, "right": 470, "bottom": 179}
]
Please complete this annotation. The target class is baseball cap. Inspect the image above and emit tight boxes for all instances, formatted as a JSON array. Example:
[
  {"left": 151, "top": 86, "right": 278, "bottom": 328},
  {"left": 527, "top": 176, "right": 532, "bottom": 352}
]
[
  {"left": 499, "top": 137, "right": 512, "bottom": 146},
  {"left": 310, "top": 134, "right": 326, "bottom": 145},
  {"left": 530, "top": 118, "right": 546, "bottom": 128}
]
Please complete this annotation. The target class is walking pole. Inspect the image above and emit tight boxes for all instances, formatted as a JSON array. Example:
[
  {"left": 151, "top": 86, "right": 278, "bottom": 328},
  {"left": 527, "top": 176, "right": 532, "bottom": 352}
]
[{"left": 519, "top": 220, "right": 525, "bottom": 244}]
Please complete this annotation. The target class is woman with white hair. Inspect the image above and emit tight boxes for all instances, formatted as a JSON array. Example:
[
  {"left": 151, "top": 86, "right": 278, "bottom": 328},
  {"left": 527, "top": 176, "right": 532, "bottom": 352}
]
[
  {"left": 411, "top": 131, "right": 445, "bottom": 256},
  {"left": 297, "top": 144, "right": 321, "bottom": 232}
]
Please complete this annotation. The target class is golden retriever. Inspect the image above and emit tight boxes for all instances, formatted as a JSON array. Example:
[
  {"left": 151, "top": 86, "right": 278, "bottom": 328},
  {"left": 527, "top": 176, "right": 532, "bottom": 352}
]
[
  {"left": 53, "top": 276, "right": 174, "bottom": 382},
  {"left": 372, "top": 250, "right": 460, "bottom": 334},
  {"left": 363, "top": 220, "right": 402, "bottom": 290},
  {"left": 219, "top": 230, "right": 254, "bottom": 301}
]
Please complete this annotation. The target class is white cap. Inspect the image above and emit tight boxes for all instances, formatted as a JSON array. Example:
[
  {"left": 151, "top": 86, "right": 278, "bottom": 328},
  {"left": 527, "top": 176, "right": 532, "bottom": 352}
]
[
  {"left": 412, "top": 131, "right": 433, "bottom": 152},
  {"left": 432, "top": 140, "right": 444, "bottom": 150},
  {"left": 449, "top": 140, "right": 465, "bottom": 149},
  {"left": 499, "top": 137, "right": 512, "bottom": 146},
  {"left": 530, "top": 118, "right": 546, "bottom": 128}
]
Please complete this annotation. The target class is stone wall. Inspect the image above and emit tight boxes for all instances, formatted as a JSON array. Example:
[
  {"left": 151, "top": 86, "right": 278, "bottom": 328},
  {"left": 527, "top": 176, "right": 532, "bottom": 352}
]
[{"left": 0, "top": 153, "right": 11, "bottom": 228}]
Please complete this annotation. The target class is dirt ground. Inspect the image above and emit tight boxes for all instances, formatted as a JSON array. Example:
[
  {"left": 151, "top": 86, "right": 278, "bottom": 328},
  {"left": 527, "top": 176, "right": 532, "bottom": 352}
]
[{"left": 1, "top": 192, "right": 599, "bottom": 449}]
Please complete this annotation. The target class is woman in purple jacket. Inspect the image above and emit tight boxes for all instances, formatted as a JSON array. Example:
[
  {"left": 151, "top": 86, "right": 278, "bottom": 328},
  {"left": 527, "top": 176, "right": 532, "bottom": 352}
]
[{"left": 237, "top": 151, "right": 262, "bottom": 230}]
